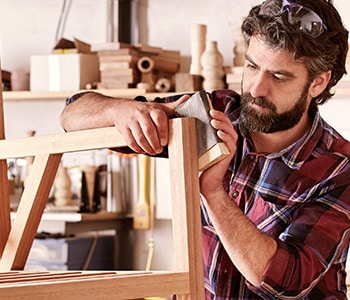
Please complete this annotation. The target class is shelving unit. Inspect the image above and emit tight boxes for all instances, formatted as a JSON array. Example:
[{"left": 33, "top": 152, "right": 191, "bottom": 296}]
[{"left": 2, "top": 89, "right": 174, "bottom": 102}]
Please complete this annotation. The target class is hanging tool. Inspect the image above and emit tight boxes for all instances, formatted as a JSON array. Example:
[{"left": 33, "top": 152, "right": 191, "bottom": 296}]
[
  {"left": 133, "top": 154, "right": 151, "bottom": 229},
  {"left": 145, "top": 156, "right": 155, "bottom": 271}
]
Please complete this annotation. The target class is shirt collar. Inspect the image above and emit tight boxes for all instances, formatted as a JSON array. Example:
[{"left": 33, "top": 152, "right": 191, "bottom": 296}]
[{"left": 281, "top": 110, "right": 322, "bottom": 169}]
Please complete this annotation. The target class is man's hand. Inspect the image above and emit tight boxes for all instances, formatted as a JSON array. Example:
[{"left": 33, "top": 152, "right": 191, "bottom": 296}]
[
  {"left": 199, "top": 109, "right": 237, "bottom": 196},
  {"left": 114, "top": 94, "right": 190, "bottom": 155}
]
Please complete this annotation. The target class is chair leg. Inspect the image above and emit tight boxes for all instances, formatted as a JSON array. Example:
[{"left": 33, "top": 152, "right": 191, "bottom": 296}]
[
  {"left": 0, "top": 159, "right": 11, "bottom": 257},
  {"left": 0, "top": 153, "right": 62, "bottom": 271},
  {"left": 168, "top": 118, "right": 205, "bottom": 299}
]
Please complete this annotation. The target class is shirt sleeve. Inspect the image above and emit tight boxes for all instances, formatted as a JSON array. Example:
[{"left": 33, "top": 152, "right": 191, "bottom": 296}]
[
  {"left": 65, "top": 91, "right": 89, "bottom": 105},
  {"left": 246, "top": 173, "right": 350, "bottom": 298}
]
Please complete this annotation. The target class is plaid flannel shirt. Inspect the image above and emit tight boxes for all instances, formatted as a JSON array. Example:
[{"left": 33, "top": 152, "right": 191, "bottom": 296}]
[
  {"left": 160, "top": 90, "right": 350, "bottom": 299},
  {"left": 193, "top": 90, "right": 350, "bottom": 299}
]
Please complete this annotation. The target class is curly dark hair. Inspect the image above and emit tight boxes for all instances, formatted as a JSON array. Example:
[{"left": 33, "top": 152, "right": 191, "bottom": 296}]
[{"left": 241, "top": 0, "right": 348, "bottom": 105}]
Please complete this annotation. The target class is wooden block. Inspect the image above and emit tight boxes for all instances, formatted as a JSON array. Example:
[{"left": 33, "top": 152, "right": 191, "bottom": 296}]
[
  {"left": 91, "top": 42, "right": 133, "bottom": 52},
  {"left": 97, "top": 48, "right": 139, "bottom": 57},
  {"left": 175, "top": 73, "right": 203, "bottom": 92},
  {"left": 98, "top": 55, "right": 139, "bottom": 64},
  {"left": 155, "top": 78, "right": 173, "bottom": 92},
  {"left": 99, "top": 61, "right": 137, "bottom": 71},
  {"left": 97, "top": 82, "right": 132, "bottom": 89},
  {"left": 175, "top": 90, "right": 230, "bottom": 171},
  {"left": 135, "top": 44, "right": 163, "bottom": 55},
  {"left": 152, "top": 56, "right": 180, "bottom": 73},
  {"left": 100, "top": 69, "right": 139, "bottom": 80},
  {"left": 160, "top": 49, "right": 181, "bottom": 62}
]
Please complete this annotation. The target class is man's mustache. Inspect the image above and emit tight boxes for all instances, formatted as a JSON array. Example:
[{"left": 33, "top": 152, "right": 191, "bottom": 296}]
[{"left": 242, "top": 94, "right": 276, "bottom": 110}]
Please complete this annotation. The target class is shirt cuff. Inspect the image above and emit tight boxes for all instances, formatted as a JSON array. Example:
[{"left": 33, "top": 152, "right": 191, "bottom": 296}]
[
  {"left": 247, "top": 240, "right": 300, "bottom": 297},
  {"left": 65, "top": 92, "right": 87, "bottom": 105}
]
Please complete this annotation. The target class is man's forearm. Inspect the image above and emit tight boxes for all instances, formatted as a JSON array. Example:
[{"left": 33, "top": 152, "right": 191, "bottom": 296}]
[
  {"left": 202, "top": 190, "right": 277, "bottom": 286},
  {"left": 60, "top": 92, "right": 131, "bottom": 131}
]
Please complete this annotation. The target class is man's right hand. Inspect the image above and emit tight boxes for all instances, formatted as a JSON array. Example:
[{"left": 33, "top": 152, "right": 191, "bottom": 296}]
[{"left": 114, "top": 94, "right": 190, "bottom": 155}]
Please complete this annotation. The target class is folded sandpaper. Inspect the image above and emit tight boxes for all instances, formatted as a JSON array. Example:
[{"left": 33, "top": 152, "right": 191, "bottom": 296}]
[{"left": 175, "top": 90, "right": 229, "bottom": 171}]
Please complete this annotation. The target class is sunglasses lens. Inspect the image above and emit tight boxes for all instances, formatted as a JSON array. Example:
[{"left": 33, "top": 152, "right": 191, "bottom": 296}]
[
  {"left": 287, "top": 4, "right": 325, "bottom": 37},
  {"left": 281, "top": 0, "right": 326, "bottom": 37},
  {"left": 260, "top": 0, "right": 327, "bottom": 38},
  {"left": 300, "top": 21, "right": 323, "bottom": 36}
]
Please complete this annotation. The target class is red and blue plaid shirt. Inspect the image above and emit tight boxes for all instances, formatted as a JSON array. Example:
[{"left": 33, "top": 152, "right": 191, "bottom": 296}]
[{"left": 161, "top": 90, "right": 350, "bottom": 299}]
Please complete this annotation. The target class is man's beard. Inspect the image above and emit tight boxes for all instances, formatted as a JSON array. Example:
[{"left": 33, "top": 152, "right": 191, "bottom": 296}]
[{"left": 240, "top": 84, "right": 309, "bottom": 133}]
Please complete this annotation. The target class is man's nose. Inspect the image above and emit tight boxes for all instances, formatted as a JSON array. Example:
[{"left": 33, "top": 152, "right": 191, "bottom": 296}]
[{"left": 249, "top": 73, "right": 269, "bottom": 98}]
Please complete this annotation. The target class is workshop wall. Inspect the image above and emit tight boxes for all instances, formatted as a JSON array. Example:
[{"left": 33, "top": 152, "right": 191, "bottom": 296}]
[{"left": 2, "top": 0, "right": 349, "bottom": 73}]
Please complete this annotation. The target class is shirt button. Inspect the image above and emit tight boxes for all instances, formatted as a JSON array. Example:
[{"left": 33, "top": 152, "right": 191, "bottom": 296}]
[
  {"left": 232, "top": 190, "right": 239, "bottom": 198},
  {"left": 249, "top": 154, "right": 255, "bottom": 161},
  {"left": 222, "top": 268, "right": 228, "bottom": 274}
]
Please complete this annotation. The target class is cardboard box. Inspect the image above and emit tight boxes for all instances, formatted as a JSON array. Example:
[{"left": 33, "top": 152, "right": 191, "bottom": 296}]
[
  {"left": 30, "top": 53, "right": 99, "bottom": 92},
  {"left": 52, "top": 37, "right": 91, "bottom": 54},
  {"left": 30, "top": 38, "right": 99, "bottom": 92}
]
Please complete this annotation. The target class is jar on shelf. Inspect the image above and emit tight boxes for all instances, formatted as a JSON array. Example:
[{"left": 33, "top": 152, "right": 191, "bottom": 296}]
[{"left": 200, "top": 41, "right": 225, "bottom": 91}]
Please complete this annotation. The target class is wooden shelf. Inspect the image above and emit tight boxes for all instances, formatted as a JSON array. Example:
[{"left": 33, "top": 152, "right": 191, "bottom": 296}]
[
  {"left": 2, "top": 89, "right": 175, "bottom": 102},
  {"left": 3, "top": 64, "right": 350, "bottom": 101}
]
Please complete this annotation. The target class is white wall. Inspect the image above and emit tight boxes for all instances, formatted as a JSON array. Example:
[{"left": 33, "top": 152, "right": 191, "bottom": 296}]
[
  {"left": 0, "top": 0, "right": 111, "bottom": 72},
  {"left": 2, "top": 0, "right": 350, "bottom": 72},
  {"left": 1, "top": 0, "right": 350, "bottom": 272}
]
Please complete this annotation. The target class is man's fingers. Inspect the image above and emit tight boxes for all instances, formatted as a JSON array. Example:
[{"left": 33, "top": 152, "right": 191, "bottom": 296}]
[
  {"left": 114, "top": 101, "right": 171, "bottom": 155},
  {"left": 129, "top": 112, "right": 166, "bottom": 154},
  {"left": 119, "top": 127, "right": 145, "bottom": 154},
  {"left": 149, "top": 109, "right": 168, "bottom": 147},
  {"left": 163, "top": 94, "right": 191, "bottom": 116}
]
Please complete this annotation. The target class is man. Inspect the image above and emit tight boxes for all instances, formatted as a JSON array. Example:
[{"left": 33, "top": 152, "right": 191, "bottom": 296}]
[{"left": 60, "top": 0, "right": 350, "bottom": 298}]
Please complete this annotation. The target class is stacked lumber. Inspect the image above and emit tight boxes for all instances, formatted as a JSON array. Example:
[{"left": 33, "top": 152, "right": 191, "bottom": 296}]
[
  {"left": 92, "top": 42, "right": 140, "bottom": 89},
  {"left": 135, "top": 44, "right": 181, "bottom": 75},
  {"left": 91, "top": 42, "right": 181, "bottom": 91},
  {"left": 134, "top": 44, "right": 181, "bottom": 92}
]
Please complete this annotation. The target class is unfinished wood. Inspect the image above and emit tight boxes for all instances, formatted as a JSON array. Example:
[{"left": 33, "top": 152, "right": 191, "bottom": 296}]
[
  {"left": 0, "top": 65, "right": 11, "bottom": 259},
  {"left": 0, "top": 118, "right": 205, "bottom": 299},
  {"left": 175, "top": 73, "right": 203, "bottom": 92},
  {"left": 199, "top": 142, "right": 231, "bottom": 171},
  {"left": 0, "top": 66, "right": 5, "bottom": 140},
  {"left": 2, "top": 89, "right": 148, "bottom": 101},
  {"left": 0, "top": 153, "right": 62, "bottom": 271},
  {"left": 0, "top": 271, "right": 189, "bottom": 299},
  {"left": 2, "top": 90, "right": 181, "bottom": 103},
  {"left": 168, "top": 117, "right": 205, "bottom": 299},
  {"left": 0, "top": 160, "right": 10, "bottom": 258},
  {"left": 0, "top": 127, "right": 127, "bottom": 159}
]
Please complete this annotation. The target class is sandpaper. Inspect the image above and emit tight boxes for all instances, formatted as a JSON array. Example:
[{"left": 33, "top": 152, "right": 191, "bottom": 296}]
[{"left": 175, "top": 90, "right": 230, "bottom": 171}]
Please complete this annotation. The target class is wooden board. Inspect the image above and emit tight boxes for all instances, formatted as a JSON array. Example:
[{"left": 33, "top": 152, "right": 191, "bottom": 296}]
[{"left": 0, "top": 271, "right": 189, "bottom": 299}]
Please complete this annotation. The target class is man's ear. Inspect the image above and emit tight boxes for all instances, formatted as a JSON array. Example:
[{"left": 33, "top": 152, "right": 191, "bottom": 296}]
[{"left": 309, "top": 71, "right": 331, "bottom": 98}]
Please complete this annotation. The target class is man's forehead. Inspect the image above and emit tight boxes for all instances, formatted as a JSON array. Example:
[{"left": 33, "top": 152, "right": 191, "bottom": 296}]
[{"left": 246, "top": 36, "right": 306, "bottom": 70}]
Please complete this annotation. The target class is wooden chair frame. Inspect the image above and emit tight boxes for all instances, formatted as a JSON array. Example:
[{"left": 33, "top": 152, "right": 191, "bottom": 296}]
[{"left": 0, "top": 85, "right": 204, "bottom": 298}]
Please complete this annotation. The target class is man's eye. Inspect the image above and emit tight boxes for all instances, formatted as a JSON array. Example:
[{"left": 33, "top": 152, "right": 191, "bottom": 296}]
[
  {"left": 273, "top": 74, "right": 286, "bottom": 82},
  {"left": 247, "top": 63, "right": 257, "bottom": 70}
]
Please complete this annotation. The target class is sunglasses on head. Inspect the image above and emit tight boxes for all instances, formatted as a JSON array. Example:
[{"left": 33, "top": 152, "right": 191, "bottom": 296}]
[{"left": 261, "top": 0, "right": 328, "bottom": 38}]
